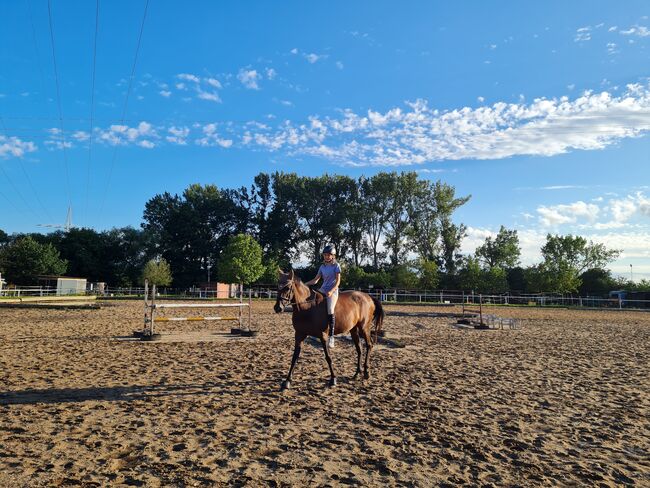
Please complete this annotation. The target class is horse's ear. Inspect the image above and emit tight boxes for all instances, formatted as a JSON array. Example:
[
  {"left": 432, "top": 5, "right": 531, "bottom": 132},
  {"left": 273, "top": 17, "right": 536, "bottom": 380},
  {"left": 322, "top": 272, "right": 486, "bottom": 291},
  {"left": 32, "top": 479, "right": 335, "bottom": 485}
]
[
  {"left": 289, "top": 269, "right": 294, "bottom": 279},
  {"left": 277, "top": 267, "right": 284, "bottom": 276}
]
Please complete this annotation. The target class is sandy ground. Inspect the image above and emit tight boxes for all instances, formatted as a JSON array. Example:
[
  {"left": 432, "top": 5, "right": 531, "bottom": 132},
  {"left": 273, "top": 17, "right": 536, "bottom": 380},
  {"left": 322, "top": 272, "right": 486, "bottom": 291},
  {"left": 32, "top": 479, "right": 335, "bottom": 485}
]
[{"left": 1, "top": 300, "right": 649, "bottom": 487}]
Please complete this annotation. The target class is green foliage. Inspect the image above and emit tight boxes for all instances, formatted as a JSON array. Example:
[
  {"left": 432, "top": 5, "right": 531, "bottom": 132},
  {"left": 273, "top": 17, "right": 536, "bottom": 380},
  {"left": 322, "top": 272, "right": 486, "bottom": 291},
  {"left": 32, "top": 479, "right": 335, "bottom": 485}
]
[
  {"left": 416, "top": 259, "right": 440, "bottom": 289},
  {"left": 540, "top": 234, "right": 620, "bottom": 293},
  {"left": 142, "top": 258, "right": 173, "bottom": 286},
  {"left": 219, "top": 234, "right": 264, "bottom": 284},
  {"left": 475, "top": 226, "right": 521, "bottom": 269},
  {"left": 342, "top": 265, "right": 367, "bottom": 288},
  {"left": 457, "top": 257, "right": 483, "bottom": 292},
  {"left": 0, "top": 229, "right": 9, "bottom": 247},
  {"left": 391, "top": 265, "right": 419, "bottom": 289},
  {"left": 257, "top": 258, "right": 281, "bottom": 285},
  {"left": 0, "top": 236, "right": 67, "bottom": 285},
  {"left": 483, "top": 266, "right": 509, "bottom": 293},
  {"left": 579, "top": 268, "right": 616, "bottom": 295}
]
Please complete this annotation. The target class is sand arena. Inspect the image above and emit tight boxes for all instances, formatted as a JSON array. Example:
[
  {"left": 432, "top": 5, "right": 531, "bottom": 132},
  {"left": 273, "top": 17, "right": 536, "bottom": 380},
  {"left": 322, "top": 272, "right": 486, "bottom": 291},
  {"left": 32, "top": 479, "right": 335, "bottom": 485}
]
[{"left": 1, "top": 300, "right": 649, "bottom": 486}]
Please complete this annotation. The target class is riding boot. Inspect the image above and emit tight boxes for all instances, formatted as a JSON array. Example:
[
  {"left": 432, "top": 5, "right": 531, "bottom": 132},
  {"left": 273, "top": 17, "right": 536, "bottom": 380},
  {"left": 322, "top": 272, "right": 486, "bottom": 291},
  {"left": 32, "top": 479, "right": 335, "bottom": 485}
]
[{"left": 327, "top": 314, "right": 335, "bottom": 349}]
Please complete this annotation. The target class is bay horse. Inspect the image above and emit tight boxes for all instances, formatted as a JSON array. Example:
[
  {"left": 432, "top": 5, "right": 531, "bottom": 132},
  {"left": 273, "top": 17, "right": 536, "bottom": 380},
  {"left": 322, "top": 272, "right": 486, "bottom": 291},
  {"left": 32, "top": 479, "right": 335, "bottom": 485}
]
[{"left": 274, "top": 269, "right": 384, "bottom": 389}]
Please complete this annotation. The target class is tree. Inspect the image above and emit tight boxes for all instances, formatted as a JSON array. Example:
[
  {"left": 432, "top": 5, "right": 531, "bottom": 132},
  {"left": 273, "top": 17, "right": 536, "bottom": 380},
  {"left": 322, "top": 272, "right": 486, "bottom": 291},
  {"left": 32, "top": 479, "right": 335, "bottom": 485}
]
[
  {"left": 390, "top": 264, "right": 419, "bottom": 289},
  {"left": 433, "top": 182, "right": 470, "bottom": 275},
  {"left": 540, "top": 234, "right": 620, "bottom": 293},
  {"left": 142, "top": 184, "right": 248, "bottom": 286},
  {"left": 219, "top": 234, "right": 264, "bottom": 284},
  {"left": 0, "top": 236, "right": 67, "bottom": 284},
  {"left": 475, "top": 226, "right": 521, "bottom": 269},
  {"left": 384, "top": 172, "right": 419, "bottom": 266},
  {"left": 416, "top": 259, "right": 440, "bottom": 289},
  {"left": 457, "top": 257, "right": 483, "bottom": 292},
  {"left": 142, "top": 258, "right": 173, "bottom": 286},
  {"left": 579, "top": 268, "right": 616, "bottom": 295},
  {"left": 0, "top": 229, "right": 9, "bottom": 247},
  {"left": 363, "top": 173, "right": 393, "bottom": 268}
]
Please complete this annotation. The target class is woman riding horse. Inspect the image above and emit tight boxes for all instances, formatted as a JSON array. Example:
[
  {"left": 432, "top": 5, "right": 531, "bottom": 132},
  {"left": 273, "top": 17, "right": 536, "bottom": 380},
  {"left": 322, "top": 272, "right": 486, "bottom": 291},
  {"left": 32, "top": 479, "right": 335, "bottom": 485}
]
[{"left": 274, "top": 264, "right": 384, "bottom": 389}]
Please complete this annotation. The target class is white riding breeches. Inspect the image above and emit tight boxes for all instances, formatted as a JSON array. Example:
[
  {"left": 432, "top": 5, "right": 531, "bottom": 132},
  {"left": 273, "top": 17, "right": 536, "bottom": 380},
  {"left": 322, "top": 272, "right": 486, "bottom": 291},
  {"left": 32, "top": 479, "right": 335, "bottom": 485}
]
[{"left": 322, "top": 289, "right": 339, "bottom": 314}]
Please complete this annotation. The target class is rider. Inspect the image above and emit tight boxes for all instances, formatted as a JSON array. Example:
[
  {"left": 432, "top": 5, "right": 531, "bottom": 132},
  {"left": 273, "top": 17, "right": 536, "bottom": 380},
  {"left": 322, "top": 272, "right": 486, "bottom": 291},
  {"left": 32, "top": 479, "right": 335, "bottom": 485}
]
[{"left": 305, "top": 245, "right": 341, "bottom": 348}]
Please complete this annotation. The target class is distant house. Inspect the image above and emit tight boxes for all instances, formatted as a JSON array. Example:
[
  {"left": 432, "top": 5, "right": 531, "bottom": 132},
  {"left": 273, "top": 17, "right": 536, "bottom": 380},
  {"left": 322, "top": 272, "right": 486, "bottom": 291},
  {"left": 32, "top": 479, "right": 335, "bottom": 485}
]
[{"left": 197, "top": 282, "right": 239, "bottom": 298}]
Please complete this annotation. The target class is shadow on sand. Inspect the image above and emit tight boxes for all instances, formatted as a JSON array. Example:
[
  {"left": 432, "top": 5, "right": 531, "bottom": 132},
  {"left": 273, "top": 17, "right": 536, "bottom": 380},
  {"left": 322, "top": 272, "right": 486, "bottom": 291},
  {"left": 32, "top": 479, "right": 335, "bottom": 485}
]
[{"left": 0, "top": 380, "right": 278, "bottom": 406}]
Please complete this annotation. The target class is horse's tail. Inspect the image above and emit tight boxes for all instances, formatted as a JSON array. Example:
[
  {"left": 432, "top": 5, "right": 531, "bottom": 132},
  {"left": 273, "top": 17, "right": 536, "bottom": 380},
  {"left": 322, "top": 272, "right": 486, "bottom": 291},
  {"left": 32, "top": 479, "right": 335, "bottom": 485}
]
[{"left": 371, "top": 295, "right": 384, "bottom": 345}]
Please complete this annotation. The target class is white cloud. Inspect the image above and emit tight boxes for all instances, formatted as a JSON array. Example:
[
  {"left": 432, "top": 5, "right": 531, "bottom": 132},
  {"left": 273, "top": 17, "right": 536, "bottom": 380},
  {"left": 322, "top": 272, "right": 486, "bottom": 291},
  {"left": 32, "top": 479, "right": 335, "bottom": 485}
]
[
  {"left": 539, "top": 185, "right": 586, "bottom": 190},
  {"left": 620, "top": 25, "right": 650, "bottom": 37},
  {"left": 336, "top": 61, "right": 344, "bottom": 70},
  {"left": 265, "top": 68, "right": 277, "bottom": 80},
  {"left": 72, "top": 131, "right": 90, "bottom": 141},
  {"left": 477, "top": 96, "right": 485, "bottom": 103},
  {"left": 196, "top": 123, "right": 234, "bottom": 148},
  {"left": 205, "top": 78, "right": 222, "bottom": 89},
  {"left": 97, "top": 121, "right": 158, "bottom": 147},
  {"left": 304, "top": 53, "right": 327, "bottom": 64},
  {"left": 237, "top": 69, "right": 261, "bottom": 90},
  {"left": 290, "top": 48, "right": 298, "bottom": 55},
  {"left": 159, "top": 90, "right": 172, "bottom": 97},
  {"left": 243, "top": 83, "right": 650, "bottom": 166},
  {"left": 197, "top": 90, "right": 221, "bottom": 103},
  {"left": 177, "top": 73, "right": 200, "bottom": 83},
  {"left": 166, "top": 126, "right": 190, "bottom": 145},
  {"left": 0, "top": 136, "right": 37, "bottom": 158},
  {"left": 575, "top": 26, "right": 592, "bottom": 42},
  {"left": 537, "top": 201, "right": 600, "bottom": 227}
]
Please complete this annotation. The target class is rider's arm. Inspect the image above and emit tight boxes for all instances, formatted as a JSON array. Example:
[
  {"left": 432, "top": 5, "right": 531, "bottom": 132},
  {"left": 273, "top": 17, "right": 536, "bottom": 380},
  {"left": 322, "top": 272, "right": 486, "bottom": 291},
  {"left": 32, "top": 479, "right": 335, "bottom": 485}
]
[{"left": 305, "top": 272, "right": 321, "bottom": 286}]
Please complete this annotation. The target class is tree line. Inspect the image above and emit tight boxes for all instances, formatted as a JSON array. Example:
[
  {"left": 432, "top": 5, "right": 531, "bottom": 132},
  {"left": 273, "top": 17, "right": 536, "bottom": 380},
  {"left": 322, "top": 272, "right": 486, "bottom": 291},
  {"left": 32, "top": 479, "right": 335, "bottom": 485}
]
[{"left": 1, "top": 172, "right": 647, "bottom": 294}]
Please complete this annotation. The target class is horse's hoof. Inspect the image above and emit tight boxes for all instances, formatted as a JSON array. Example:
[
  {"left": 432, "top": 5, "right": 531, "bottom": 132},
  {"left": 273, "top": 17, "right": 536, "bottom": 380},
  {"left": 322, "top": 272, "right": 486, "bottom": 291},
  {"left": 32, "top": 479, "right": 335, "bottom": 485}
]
[
  {"left": 281, "top": 380, "right": 291, "bottom": 390},
  {"left": 329, "top": 377, "right": 337, "bottom": 387},
  {"left": 363, "top": 372, "right": 370, "bottom": 380},
  {"left": 353, "top": 371, "right": 361, "bottom": 380}
]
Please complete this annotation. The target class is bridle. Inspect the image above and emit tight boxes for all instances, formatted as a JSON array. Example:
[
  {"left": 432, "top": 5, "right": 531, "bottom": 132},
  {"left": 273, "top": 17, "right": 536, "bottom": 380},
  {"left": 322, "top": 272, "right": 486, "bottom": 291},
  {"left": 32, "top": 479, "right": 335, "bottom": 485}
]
[{"left": 277, "top": 278, "right": 319, "bottom": 310}]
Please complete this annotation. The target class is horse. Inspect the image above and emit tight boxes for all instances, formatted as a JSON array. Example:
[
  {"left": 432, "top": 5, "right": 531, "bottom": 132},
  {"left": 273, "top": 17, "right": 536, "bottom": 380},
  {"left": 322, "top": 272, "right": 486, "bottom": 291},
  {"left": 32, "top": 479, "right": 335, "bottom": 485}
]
[{"left": 274, "top": 269, "right": 384, "bottom": 389}]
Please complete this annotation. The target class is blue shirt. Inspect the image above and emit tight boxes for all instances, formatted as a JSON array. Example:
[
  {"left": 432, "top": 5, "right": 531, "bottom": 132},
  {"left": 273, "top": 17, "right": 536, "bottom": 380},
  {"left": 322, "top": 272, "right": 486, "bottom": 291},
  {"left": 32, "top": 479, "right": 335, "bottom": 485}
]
[{"left": 318, "top": 262, "right": 341, "bottom": 293}]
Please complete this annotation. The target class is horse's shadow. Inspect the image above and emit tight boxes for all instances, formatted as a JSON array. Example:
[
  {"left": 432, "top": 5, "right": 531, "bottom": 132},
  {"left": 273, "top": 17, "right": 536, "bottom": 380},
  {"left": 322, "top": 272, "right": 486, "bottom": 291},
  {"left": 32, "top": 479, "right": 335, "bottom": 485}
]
[{"left": 0, "top": 380, "right": 278, "bottom": 406}]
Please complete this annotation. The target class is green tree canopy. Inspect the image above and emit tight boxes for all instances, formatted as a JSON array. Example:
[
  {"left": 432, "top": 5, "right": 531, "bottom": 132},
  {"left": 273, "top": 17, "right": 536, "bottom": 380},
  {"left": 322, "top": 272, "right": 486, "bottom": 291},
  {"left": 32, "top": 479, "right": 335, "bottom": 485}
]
[
  {"left": 219, "top": 234, "right": 264, "bottom": 284},
  {"left": 0, "top": 236, "right": 67, "bottom": 285},
  {"left": 416, "top": 259, "right": 440, "bottom": 289},
  {"left": 142, "top": 258, "right": 173, "bottom": 286},
  {"left": 475, "top": 226, "right": 521, "bottom": 269},
  {"left": 540, "top": 234, "right": 620, "bottom": 293}
]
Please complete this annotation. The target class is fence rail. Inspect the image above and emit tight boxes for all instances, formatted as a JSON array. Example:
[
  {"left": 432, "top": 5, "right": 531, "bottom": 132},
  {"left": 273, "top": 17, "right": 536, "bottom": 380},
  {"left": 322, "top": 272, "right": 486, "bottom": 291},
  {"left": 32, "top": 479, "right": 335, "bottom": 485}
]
[{"left": 2, "top": 285, "right": 649, "bottom": 310}]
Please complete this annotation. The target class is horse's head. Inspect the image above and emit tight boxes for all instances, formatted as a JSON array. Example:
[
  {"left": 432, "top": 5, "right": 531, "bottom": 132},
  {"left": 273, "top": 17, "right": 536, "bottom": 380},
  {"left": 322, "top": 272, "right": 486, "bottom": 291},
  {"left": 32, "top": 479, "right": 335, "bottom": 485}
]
[{"left": 274, "top": 268, "right": 295, "bottom": 313}]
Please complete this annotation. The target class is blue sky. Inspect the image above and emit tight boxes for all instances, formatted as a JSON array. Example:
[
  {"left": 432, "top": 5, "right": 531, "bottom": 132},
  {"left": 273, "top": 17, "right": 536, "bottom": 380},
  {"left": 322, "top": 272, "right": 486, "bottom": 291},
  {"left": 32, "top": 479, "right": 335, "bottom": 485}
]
[{"left": 1, "top": 1, "right": 650, "bottom": 279}]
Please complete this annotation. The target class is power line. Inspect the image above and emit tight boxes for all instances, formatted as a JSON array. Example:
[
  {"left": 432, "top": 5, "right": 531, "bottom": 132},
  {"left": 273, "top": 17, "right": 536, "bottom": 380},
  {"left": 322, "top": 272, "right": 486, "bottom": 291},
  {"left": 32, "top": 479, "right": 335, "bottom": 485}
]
[
  {"left": 0, "top": 116, "right": 51, "bottom": 222},
  {"left": 84, "top": 0, "right": 100, "bottom": 227},
  {"left": 98, "top": 0, "right": 150, "bottom": 229},
  {"left": 26, "top": 0, "right": 51, "bottom": 109},
  {"left": 47, "top": 0, "right": 72, "bottom": 210}
]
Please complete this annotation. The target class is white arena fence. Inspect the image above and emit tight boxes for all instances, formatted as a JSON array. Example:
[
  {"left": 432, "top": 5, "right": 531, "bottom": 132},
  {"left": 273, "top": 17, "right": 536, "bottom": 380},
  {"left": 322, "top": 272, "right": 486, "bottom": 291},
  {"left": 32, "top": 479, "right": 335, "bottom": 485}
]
[{"left": 2, "top": 284, "right": 648, "bottom": 310}]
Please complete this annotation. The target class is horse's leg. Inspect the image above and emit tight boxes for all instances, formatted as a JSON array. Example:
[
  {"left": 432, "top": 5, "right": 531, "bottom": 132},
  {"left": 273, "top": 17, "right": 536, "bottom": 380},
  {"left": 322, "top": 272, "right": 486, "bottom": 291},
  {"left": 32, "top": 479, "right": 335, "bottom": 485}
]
[
  {"left": 360, "top": 326, "right": 373, "bottom": 380},
  {"left": 319, "top": 333, "right": 337, "bottom": 387},
  {"left": 282, "top": 332, "right": 306, "bottom": 390},
  {"left": 350, "top": 327, "right": 362, "bottom": 379}
]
